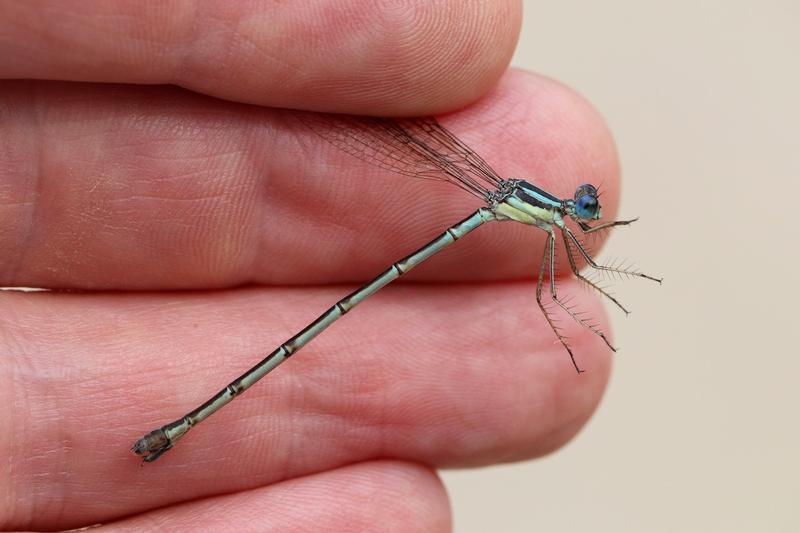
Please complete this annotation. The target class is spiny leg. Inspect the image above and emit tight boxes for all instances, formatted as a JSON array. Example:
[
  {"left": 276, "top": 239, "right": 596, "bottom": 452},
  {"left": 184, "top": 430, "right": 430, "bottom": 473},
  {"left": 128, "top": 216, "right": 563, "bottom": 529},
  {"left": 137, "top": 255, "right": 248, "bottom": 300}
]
[
  {"left": 547, "top": 231, "right": 616, "bottom": 352},
  {"left": 535, "top": 231, "right": 584, "bottom": 373},
  {"left": 564, "top": 226, "right": 663, "bottom": 284},
  {"left": 577, "top": 218, "right": 639, "bottom": 248},
  {"left": 577, "top": 217, "right": 639, "bottom": 234},
  {"left": 562, "top": 228, "right": 631, "bottom": 315}
]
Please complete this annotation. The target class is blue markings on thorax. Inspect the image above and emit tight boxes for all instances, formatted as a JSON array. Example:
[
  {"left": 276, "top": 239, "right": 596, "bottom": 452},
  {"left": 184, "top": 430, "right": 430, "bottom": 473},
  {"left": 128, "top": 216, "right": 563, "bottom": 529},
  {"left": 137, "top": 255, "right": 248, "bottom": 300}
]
[{"left": 515, "top": 180, "right": 563, "bottom": 209}]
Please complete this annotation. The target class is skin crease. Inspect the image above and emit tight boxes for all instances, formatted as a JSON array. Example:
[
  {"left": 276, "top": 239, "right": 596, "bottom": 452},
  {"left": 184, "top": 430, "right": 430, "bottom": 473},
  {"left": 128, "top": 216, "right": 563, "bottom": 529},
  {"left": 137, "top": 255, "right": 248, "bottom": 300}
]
[{"left": 0, "top": 1, "right": 624, "bottom": 531}]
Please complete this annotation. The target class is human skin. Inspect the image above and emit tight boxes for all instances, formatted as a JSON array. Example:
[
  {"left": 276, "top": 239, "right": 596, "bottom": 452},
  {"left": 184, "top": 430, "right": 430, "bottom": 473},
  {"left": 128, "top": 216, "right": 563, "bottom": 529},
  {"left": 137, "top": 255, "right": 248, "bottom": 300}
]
[{"left": 0, "top": 1, "right": 620, "bottom": 531}]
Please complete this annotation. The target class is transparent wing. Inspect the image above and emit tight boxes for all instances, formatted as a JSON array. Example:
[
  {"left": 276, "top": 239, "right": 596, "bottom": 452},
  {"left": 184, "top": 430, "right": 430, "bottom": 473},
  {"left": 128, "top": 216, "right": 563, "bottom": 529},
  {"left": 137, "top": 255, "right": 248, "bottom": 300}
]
[{"left": 297, "top": 113, "right": 504, "bottom": 199}]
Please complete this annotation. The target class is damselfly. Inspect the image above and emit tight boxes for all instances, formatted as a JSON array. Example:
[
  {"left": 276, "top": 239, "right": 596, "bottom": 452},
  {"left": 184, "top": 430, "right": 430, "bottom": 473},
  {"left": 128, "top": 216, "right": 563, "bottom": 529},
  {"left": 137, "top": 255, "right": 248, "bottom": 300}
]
[{"left": 132, "top": 113, "right": 661, "bottom": 462}]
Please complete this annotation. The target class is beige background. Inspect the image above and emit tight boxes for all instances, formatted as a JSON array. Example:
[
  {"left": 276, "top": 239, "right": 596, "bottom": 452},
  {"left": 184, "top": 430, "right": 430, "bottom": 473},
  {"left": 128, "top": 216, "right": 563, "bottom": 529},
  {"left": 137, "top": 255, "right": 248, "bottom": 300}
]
[{"left": 441, "top": 1, "right": 799, "bottom": 531}]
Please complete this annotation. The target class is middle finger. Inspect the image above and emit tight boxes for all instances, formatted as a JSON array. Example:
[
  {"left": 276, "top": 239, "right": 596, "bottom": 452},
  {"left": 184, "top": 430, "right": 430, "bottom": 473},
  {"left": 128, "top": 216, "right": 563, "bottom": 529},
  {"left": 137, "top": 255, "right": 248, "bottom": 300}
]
[{"left": 1, "top": 282, "right": 611, "bottom": 526}]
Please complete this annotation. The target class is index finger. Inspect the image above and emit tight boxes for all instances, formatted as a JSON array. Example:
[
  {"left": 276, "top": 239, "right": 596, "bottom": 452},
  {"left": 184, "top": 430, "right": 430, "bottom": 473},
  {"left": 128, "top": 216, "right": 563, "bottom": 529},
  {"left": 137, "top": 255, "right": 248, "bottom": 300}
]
[
  {"left": 0, "top": 0, "right": 521, "bottom": 115},
  {"left": 0, "top": 70, "right": 621, "bottom": 290}
]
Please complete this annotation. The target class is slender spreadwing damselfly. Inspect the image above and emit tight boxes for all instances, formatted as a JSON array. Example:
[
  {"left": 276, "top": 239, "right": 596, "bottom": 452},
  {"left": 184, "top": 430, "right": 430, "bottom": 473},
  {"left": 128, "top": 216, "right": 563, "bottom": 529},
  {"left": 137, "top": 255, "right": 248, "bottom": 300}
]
[{"left": 132, "top": 113, "right": 661, "bottom": 462}]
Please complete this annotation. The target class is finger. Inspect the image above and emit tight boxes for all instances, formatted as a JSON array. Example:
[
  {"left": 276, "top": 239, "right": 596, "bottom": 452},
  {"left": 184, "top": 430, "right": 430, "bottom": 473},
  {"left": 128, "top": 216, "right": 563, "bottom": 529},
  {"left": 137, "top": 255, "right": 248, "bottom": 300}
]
[
  {"left": 0, "top": 0, "right": 520, "bottom": 115},
  {"left": 0, "top": 70, "right": 620, "bottom": 289},
  {"left": 0, "top": 281, "right": 612, "bottom": 527},
  {"left": 96, "top": 461, "right": 448, "bottom": 533}
]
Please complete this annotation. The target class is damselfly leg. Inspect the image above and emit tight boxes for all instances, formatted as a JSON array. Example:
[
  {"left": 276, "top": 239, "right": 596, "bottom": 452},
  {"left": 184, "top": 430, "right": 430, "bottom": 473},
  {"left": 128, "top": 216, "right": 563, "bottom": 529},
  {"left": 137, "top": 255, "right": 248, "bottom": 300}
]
[
  {"left": 535, "top": 231, "right": 585, "bottom": 373},
  {"left": 536, "top": 228, "right": 618, "bottom": 373},
  {"left": 563, "top": 223, "right": 663, "bottom": 284},
  {"left": 562, "top": 234, "right": 631, "bottom": 315}
]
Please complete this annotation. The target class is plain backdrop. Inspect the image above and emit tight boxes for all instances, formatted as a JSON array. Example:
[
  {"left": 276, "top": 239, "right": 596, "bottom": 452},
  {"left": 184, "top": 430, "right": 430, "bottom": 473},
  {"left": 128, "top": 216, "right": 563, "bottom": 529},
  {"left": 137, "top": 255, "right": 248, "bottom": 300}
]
[{"left": 440, "top": 1, "right": 799, "bottom": 532}]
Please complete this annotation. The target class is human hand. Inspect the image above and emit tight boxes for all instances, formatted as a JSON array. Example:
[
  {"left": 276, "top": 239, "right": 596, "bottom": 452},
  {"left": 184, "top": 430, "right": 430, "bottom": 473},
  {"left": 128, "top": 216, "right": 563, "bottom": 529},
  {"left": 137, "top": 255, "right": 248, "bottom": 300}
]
[{"left": 0, "top": 1, "right": 619, "bottom": 530}]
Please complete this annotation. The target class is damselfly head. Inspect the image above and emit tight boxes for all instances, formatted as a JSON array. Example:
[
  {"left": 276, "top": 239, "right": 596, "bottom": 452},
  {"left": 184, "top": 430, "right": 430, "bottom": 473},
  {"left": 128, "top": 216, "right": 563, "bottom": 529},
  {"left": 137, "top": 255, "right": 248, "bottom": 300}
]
[{"left": 572, "top": 183, "right": 602, "bottom": 220}]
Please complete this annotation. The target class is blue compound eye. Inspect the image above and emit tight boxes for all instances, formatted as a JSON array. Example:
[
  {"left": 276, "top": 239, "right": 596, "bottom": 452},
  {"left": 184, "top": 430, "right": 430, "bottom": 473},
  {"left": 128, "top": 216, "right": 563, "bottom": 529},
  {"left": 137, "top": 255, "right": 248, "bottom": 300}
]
[
  {"left": 573, "top": 183, "right": 600, "bottom": 219},
  {"left": 576, "top": 195, "right": 598, "bottom": 219}
]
